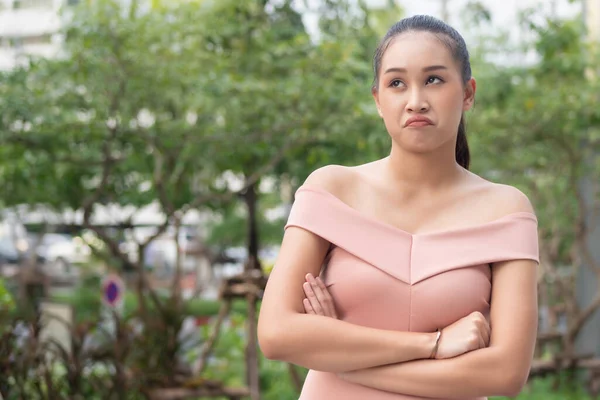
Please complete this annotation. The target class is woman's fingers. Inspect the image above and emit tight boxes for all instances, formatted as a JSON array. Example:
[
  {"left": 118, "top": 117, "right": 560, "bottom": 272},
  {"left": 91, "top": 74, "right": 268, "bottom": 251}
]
[
  {"left": 483, "top": 322, "right": 491, "bottom": 346},
  {"left": 478, "top": 331, "right": 486, "bottom": 349},
  {"left": 303, "top": 281, "right": 325, "bottom": 315},
  {"left": 306, "top": 274, "right": 330, "bottom": 316},
  {"left": 479, "top": 315, "right": 491, "bottom": 346},
  {"left": 303, "top": 274, "right": 337, "bottom": 318},
  {"left": 315, "top": 276, "right": 338, "bottom": 318},
  {"left": 303, "top": 298, "right": 316, "bottom": 314}
]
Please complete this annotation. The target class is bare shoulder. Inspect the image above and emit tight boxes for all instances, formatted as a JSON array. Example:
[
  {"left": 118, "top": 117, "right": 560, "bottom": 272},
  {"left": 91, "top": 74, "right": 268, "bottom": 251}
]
[
  {"left": 477, "top": 180, "right": 535, "bottom": 216},
  {"left": 302, "top": 164, "right": 360, "bottom": 198}
]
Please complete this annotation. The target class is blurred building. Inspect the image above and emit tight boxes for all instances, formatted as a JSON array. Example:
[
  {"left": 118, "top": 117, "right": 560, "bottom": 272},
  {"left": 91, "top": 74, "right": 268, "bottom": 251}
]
[
  {"left": 586, "top": 0, "right": 600, "bottom": 39},
  {"left": 0, "top": 0, "right": 79, "bottom": 70},
  {"left": 578, "top": 0, "right": 600, "bottom": 358}
]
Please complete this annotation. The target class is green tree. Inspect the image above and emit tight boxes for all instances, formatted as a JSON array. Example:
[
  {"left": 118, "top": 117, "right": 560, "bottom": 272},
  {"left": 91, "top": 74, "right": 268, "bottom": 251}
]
[
  {"left": 0, "top": 0, "right": 396, "bottom": 397},
  {"left": 469, "top": 12, "right": 600, "bottom": 355}
]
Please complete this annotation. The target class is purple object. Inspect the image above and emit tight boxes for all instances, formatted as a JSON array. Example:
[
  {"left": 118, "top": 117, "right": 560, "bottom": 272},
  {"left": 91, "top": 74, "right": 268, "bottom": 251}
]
[{"left": 102, "top": 275, "right": 123, "bottom": 307}]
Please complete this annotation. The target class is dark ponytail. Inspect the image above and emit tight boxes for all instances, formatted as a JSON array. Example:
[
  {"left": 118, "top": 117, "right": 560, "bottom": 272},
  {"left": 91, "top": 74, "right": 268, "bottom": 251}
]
[
  {"left": 372, "top": 15, "right": 472, "bottom": 170},
  {"left": 456, "top": 115, "right": 469, "bottom": 169}
]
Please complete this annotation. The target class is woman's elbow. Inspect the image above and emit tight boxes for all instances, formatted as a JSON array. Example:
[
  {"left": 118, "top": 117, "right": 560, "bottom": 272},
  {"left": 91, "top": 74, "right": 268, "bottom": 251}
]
[
  {"left": 258, "top": 315, "right": 294, "bottom": 361},
  {"left": 258, "top": 307, "right": 304, "bottom": 360},
  {"left": 496, "top": 361, "right": 530, "bottom": 397},
  {"left": 501, "top": 371, "right": 529, "bottom": 397},
  {"left": 258, "top": 326, "right": 283, "bottom": 360}
]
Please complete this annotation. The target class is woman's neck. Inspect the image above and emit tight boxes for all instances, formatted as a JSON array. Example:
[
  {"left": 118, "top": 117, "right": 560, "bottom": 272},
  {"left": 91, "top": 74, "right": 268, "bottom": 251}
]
[{"left": 384, "top": 144, "right": 466, "bottom": 192}]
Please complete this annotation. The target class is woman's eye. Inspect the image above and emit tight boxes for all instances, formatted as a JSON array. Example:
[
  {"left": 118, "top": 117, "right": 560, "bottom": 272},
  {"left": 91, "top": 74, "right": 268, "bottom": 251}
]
[
  {"left": 426, "top": 76, "right": 443, "bottom": 85},
  {"left": 390, "top": 79, "right": 404, "bottom": 88}
]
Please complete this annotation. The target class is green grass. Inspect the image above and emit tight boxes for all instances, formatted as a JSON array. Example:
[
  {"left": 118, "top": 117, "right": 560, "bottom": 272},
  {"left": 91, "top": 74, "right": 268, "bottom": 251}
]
[{"left": 492, "top": 374, "right": 593, "bottom": 400}]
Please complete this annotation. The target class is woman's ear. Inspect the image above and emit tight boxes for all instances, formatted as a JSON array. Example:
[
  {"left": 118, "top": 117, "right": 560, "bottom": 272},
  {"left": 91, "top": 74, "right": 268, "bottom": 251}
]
[
  {"left": 372, "top": 86, "right": 383, "bottom": 118},
  {"left": 463, "top": 78, "right": 476, "bottom": 111}
]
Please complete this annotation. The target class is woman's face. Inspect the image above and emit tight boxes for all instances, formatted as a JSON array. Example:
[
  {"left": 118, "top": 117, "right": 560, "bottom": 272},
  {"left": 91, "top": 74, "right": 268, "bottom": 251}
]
[{"left": 373, "top": 31, "right": 475, "bottom": 155}]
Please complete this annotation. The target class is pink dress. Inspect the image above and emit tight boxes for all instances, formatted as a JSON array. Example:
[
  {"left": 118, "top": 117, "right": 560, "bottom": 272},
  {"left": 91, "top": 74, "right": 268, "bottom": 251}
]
[{"left": 284, "top": 185, "right": 540, "bottom": 400}]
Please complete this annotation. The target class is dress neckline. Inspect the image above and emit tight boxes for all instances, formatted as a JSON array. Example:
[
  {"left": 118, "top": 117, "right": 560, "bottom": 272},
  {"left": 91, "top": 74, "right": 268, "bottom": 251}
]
[{"left": 296, "top": 184, "right": 538, "bottom": 238}]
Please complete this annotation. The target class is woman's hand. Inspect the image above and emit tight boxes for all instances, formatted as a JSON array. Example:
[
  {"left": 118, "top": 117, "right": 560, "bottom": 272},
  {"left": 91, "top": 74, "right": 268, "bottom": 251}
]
[
  {"left": 302, "top": 274, "right": 491, "bottom": 360},
  {"left": 434, "top": 311, "right": 491, "bottom": 359},
  {"left": 302, "top": 273, "right": 338, "bottom": 319}
]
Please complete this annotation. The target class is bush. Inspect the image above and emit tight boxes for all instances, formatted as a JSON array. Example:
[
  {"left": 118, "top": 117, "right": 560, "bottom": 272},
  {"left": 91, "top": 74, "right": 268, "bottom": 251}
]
[
  {"left": 50, "top": 276, "right": 249, "bottom": 323},
  {"left": 494, "top": 372, "right": 591, "bottom": 400},
  {"left": 197, "top": 313, "right": 306, "bottom": 400}
]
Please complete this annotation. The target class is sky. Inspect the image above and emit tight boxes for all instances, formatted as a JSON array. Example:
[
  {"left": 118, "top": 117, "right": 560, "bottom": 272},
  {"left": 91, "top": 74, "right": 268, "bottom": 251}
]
[
  {"left": 379, "top": 0, "right": 581, "bottom": 30},
  {"left": 0, "top": 0, "right": 585, "bottom": 70},
  {"left": 296, "top": 0, "right": 582, "bottom": 46}
]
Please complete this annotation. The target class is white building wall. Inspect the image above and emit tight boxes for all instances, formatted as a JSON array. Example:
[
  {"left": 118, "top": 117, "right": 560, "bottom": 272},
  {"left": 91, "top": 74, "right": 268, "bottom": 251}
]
[
  {"left": 586, "top": 0, "right": 600, "bottom": 39},
  {"left": 0, "top": 0, "right": 73, "bottom": 70}
]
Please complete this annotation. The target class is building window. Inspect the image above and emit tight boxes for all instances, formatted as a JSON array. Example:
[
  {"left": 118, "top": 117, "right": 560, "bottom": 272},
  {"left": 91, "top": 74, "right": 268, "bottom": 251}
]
[
  {"left": 22, "top": 34, "right": 53, "bottom": 45},
  {"left": 8, "top": 37, "right": 23, "bottom": 50}
]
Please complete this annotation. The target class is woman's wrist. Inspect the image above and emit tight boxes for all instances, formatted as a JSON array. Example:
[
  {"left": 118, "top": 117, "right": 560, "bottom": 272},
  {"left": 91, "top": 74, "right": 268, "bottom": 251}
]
[
  {"left": 418, "top": 331, "right": 441, "bottom": 360},
  {"left": 387, "top": 331, "right": 442, "bottom": 363},
  {"left": 429, "top": 329, "right": 442, "bottom": 359}
]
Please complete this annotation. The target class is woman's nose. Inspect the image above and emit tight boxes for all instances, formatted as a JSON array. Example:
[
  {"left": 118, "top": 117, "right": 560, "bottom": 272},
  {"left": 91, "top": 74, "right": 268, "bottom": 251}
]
[{"left": 406, "top": 88, "right": 429, "bottom": 112}]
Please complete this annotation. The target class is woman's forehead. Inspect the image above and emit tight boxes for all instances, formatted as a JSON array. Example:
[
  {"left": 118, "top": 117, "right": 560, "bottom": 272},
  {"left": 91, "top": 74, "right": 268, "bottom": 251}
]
[{"left": 381, "top": 31, "right": 455, "bottom": 72}]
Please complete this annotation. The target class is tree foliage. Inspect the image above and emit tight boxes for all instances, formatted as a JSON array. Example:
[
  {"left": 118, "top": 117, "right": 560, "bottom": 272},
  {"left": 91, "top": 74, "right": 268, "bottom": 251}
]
[{"left": 469, "top": 9, "right": 600, "bottom": 346}]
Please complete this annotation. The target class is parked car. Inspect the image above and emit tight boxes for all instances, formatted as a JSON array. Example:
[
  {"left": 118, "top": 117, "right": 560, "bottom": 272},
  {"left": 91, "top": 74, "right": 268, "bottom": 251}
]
[
  {"left": 0, "top": 238, "right": 20, "bottom": 265},
  {"left": 0, "top": 218, "right": 28, "bottom": 267},
  {"left": 144, "top": 227, "right": 202, "bottom": 275},
  {"left": 34, "top": 233, "right": 92, "bottom": 275}
]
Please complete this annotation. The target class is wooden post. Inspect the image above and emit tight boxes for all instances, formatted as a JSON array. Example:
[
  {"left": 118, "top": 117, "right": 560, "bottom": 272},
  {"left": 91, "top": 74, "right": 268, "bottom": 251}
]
[
  {"left": 245, "top": 269, "right": 261, "bottom": 400},
  {"left": 246, "top": 292, "right": 260, "bottom": 400}
]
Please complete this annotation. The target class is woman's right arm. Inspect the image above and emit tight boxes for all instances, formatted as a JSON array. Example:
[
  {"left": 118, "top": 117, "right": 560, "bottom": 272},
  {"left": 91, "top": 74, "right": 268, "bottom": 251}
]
[{"left": 257, "top": 225, "right": 438, "bottom": 373}]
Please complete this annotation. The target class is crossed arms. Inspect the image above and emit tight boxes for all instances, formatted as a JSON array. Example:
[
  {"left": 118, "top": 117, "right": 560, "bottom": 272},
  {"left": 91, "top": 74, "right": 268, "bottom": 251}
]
[{"left": 257, "top": 225, "right": 538, "bottom": 399}]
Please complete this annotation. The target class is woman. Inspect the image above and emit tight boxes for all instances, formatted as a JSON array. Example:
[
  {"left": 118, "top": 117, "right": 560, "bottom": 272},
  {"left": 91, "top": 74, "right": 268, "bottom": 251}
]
[{"left": 257, "top": 15, "right": 539, "bottom": 400}]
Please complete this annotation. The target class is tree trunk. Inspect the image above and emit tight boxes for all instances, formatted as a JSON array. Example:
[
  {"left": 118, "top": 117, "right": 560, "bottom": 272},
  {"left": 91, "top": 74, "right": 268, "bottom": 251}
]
[
  {"left": 137, "top": 243, "right": 148, "bottom": 319},
  {"left": 242, "top": 178, "right": 266, "bottom": 399},
  {"left": 243, "top": 181, "right": 261, "bottom": 273},
  {"left": 171, "top": 220, "right": 183, "bottom": 307}
]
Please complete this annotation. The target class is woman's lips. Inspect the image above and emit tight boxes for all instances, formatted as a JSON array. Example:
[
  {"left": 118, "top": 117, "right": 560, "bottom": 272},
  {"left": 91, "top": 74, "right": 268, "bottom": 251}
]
[
  {"left": 404, "top": 116, "right": 434, "bottom": 127},
  {"left": 406, "top": 120, "right": 433, "bottom": 127}
]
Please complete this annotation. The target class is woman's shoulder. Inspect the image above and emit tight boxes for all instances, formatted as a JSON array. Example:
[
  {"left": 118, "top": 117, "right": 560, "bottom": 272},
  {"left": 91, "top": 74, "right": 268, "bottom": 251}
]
[
  {"left": 468, "top": 173, "right": 535, "bottom": 217},
  {"left": 301, "top": 164, "right": 363, "bottom": 199}
]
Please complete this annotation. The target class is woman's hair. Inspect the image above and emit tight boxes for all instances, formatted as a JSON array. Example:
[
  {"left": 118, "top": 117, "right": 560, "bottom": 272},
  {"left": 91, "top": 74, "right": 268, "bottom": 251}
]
[{"left": 372, "top": 15, "right": 472, "bottom": 170}]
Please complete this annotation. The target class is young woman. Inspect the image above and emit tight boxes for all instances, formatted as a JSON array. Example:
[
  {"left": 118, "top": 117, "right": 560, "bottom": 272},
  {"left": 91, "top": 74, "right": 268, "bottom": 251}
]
[{"left": 257, "top": 15, "right": 539, "bottom": 400}]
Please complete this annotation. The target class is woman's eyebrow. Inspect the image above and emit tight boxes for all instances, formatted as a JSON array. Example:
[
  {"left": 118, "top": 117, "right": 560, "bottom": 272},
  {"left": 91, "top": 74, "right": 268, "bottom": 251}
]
[{"left": 383, "top": 65, "right": 448, "bottom": 74}]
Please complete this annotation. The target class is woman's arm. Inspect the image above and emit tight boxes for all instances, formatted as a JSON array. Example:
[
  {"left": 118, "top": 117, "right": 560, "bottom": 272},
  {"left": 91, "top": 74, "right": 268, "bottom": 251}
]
[
  {"left": 341, "top": 257, "right": 538, "bottom": 398},
  {"left": 257, "top": 224, "right": 438, "bottom": 373}
]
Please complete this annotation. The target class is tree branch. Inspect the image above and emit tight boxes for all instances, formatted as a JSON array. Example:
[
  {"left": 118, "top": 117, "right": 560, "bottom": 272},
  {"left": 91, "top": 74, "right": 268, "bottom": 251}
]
[
  {"left": 568, "top": 290, "right": 600, "bottom": 341},
  {"left": 183, "top": 135, "right": 312, "bottom": 214}
]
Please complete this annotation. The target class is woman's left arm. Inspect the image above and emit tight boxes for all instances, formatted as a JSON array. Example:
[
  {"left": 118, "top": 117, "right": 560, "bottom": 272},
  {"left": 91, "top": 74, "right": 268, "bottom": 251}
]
[{"left": 341, "top": 257, "right": 538, "bottom": 399}]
